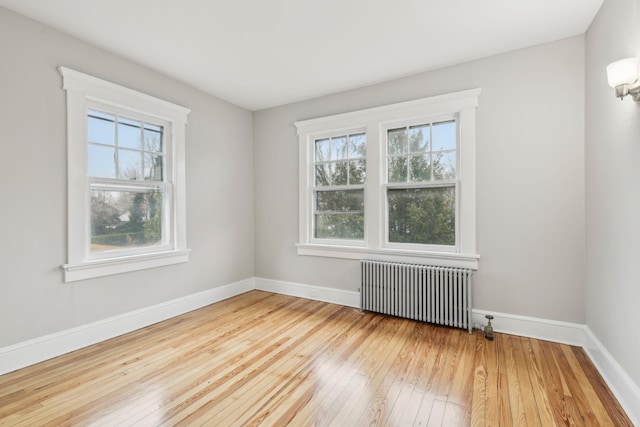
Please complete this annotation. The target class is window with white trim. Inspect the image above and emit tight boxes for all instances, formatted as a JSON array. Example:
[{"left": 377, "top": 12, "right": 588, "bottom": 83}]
[
  {"left": 296, "top": 89, "right": 480, "bottom": 269},
  {"left": 60, "top": 67, "right": 191, "bottom": 282},
  {"left": 313, "top": 132, "right": 366, "bottom": 241}
]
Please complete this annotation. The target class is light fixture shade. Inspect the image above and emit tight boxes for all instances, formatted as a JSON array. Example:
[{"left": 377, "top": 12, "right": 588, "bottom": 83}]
[{"left": 606, "top": 58, "right": 640, "bottom": 87}]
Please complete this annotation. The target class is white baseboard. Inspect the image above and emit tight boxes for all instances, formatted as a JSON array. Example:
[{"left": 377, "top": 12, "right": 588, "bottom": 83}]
[
  {"left": 471, "top": 310, "right": 639, "bottom": 424},
  {"left": 254, "top": 277, "right": 360, "bottom": 308},
  {"left": 471, "top": 309, "right": 588, "bottom": 347},
  {"left": 1, "top": 276, "right": 637, "bottom": 425},
  {"left": 0, "top": 278, "right": 254, "bottom": 376},
  {"left": 582, "top": 327, "right": 640, "bottom": 426},
  {"left": 472, "top": 310, "right": 639, "bottom": 423}
]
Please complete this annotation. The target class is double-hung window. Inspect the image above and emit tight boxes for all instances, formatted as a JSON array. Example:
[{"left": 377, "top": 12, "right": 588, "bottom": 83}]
[
  {"left": 313, "top": 132, "right": 366, "bottom": 241},
  {"left": 87, "top": 107, "right": 169, "bottom": 254},
  {"left": 60, "top": 67, "right": 191, "bottom": 282},
  {"left": 384, "top": 118, "right": 457, "bottom": 248},
  {"left": 296, "top": 89, "right": 480, "bottom": 269}
]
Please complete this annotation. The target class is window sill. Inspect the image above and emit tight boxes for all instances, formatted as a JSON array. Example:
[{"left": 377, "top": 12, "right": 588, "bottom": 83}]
[
  {"left": 62, "top": 249, "right": 191, "bottom": 282},
  {"left": 296, "top": 243, "right": 479, "bottom": 270}
]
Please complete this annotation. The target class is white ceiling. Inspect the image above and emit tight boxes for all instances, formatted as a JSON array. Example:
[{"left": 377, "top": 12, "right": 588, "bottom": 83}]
[{"left": 0, "top": 0, "right": 602, "bottom": 111}]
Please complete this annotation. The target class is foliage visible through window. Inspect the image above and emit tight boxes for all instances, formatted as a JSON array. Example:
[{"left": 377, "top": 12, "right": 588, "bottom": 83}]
[
  {"left": 386, "top": 121, "right": 456, "bottom": 246},
  {"left": 313, "top": 133, "right": 366, "bottom": 239},
  {"left": 87, "top": 109, "right": 168, "bottom": 253},
  {"left": 387, "top": 187, "right": 455, "bottom": 245}
]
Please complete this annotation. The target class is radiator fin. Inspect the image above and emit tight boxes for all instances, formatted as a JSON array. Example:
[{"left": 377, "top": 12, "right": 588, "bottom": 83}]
[{"left": 361, "top": 260, "right": 473, "bottom": 333}]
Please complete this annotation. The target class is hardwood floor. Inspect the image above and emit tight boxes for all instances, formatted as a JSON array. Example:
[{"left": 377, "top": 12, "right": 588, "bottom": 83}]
[{"left": 0, "top": 291, "right": 632, "bottom": 426}]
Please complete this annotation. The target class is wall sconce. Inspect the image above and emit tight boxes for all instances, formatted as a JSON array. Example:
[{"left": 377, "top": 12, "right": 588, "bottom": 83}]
[{"left": 607, "top": 58, "right": 640, "bottom": 101}]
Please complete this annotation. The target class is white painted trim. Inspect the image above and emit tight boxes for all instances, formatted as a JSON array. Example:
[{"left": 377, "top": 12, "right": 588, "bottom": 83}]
[
  {"left": 582, "top": 327, "right": 640, "bottom": 426},
  {"left": 296, "top": 243, "right": 479, "bottom": 270},
  {"left": 59, "top": 66, "right": 191, "bottom": 118},
  {"left": 294, "top": 88, "right": 481, "bottom": 133},
  {"left": 254, "top": 277, "right": 360, "bottom": 308},
  {"left": 59, "top": 66, "right": 191, "bottom": 283},
  {"left": 471, "top": 309, "right": 587, "bottom": 347},
  {"left": 63, "top": 249, "right": 191, "bottom": 282},
  {"left": 295, "top": 89, "right": 480, "bottom": 269},
  {"left": 1, "top": 276, "right": 637, "bottom": 425},
  {"left": 0, "top": 278, "right": 254, "bottom": 376}
]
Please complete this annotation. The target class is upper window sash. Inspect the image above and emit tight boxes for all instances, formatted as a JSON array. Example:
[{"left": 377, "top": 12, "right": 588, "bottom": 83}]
[{"left": 87, "top": 103, "right": 170, "bottom": 184}]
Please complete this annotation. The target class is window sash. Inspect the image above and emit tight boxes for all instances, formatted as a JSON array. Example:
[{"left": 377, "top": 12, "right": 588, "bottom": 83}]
[
  {"left": 384, "top": 182, "right": 458, "bottom": 251},
  {"left": 312, "top": 187, "right": 365, "bottom": 241},
  {"left": 384, "top": 118, "right": 459, "bottom": 184},
  {"left": 88, "top": 185, "right": 172, "bottom": 259},
  {"left": 87, "top": 103, "right": 170, "bottom": 183},
  {"left": 88, "top": 180, "right": 172, "bottom": 253}
]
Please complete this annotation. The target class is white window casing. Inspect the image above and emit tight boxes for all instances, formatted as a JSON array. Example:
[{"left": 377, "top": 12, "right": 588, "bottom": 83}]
[
  {"left": 60, "top": 67, "right": 191, "bottom": 282},
  {"left": 295, "top": 89, "right": 480, "bottom": 270}
]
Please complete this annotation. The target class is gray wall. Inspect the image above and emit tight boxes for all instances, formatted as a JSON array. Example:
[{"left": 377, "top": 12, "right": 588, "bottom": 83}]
[
  {"left": 585, "top": 0, "right": 640, "bottom": 387},
  {"left": 0, "top": 3, "right": 592, "bottom": 351},
  {"left": 254, "top": 36, "right": 587, "bottom": 323},
  {"left": 0, "top": 7, "right": 255, "bottom": 347}
]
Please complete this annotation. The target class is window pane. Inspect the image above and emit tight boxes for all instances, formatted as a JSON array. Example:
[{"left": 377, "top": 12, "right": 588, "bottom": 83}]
[
  {"left": 348, "top": 133, "right": 366, "bottom": 159},
  {"left": 388, "top": 187, "right": 455, "bottom": 245},
  {"left": 388, "top": 128, "right": 407, "bottom": 155},
  {"left": 433, "top": 151, "right": 456, "bottom": 180},
  {"left": 144, "top": 153, "right": 163, "bottom": 181},
  {"left": 118, "top": 120, "right": 142, "bottom": 150},
  {"left": 409, "top": 124, "right": 429, "bottom": 152},
  {"left": 88, "top": 144, "right": 116, "bottom": 178},
  {"left": 409, "top": 155, "right": 431, "bottom": 182},
  {"left": 144, "top": 128, "right": 162, "bottom": 152},
  {"left": 89, "top": 109, "right": 114, "bottom": 121},
  {"left": 90, "top": 189, "right": 163, "bottom": 253},
  {"left": 88, "top": 114, "right": 115, "bottom": 146},
  {"left": 144, "top": 123, "right": 162, "bottom": 132},
  {"left": 315, "top": 163, "right": 331, "bottom": 186},
  {"left": 315, "top": 138, "right": 330, "bottom": 162},
  {"left": 333, "top": 161, "right": 348, "bottom": 185},
  {"left": 316, "top": 189, "right": 364, "bottom": 212},
  {"left": 315, "top": 213, "right": 364, "bottom": 240},
  {"left": 388, "top": 157, "right": 408, "bottom": 183},
  {"left": 331, "top": 136, "right": 347, "bottom": 160},
  {"left": 118, "top": 149, "right": 142, "bottom": 180},
  {"left": 349, "top": 159, "right": 366, "bottom": 185},
  {"left": 432, "top": 121, "right": 456, "bottom": 151}
]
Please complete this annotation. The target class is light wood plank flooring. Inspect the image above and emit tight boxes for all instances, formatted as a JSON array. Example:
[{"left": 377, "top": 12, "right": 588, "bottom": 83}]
[{"left": 0, "top": 291, "right": 632, "bottom": 426}]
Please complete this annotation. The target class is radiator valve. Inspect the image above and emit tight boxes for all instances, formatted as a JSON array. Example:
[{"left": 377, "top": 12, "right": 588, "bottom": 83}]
[{"left": 484, "top": 314, "right": 494, "bottom": 341}]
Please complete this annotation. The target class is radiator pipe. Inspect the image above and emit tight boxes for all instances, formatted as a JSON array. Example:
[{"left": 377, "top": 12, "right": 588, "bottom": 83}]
[{"left": 484, "top": 314, "right": 494, "bottom": 341}]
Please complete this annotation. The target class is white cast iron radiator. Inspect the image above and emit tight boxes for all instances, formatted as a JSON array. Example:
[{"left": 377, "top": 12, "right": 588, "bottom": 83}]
[{"left": 361, "top": 260, "right": 473, "bottom": 333}]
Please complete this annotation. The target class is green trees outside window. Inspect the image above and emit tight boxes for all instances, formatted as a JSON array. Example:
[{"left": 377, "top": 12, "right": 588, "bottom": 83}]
[
  {"left": 313, "top": 133, "right": 366, "bottom": 240},
  {"left": 90, "top": 191, "right": 163, "bottom": 252},
  {"left": 386, "top": 121, "right": 457, "bottom": 246}
]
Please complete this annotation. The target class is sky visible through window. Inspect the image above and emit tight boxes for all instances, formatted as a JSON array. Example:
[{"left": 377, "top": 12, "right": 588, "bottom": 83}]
[{"left": 87, "top": 110, "right": 164, "bottom": 182}]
